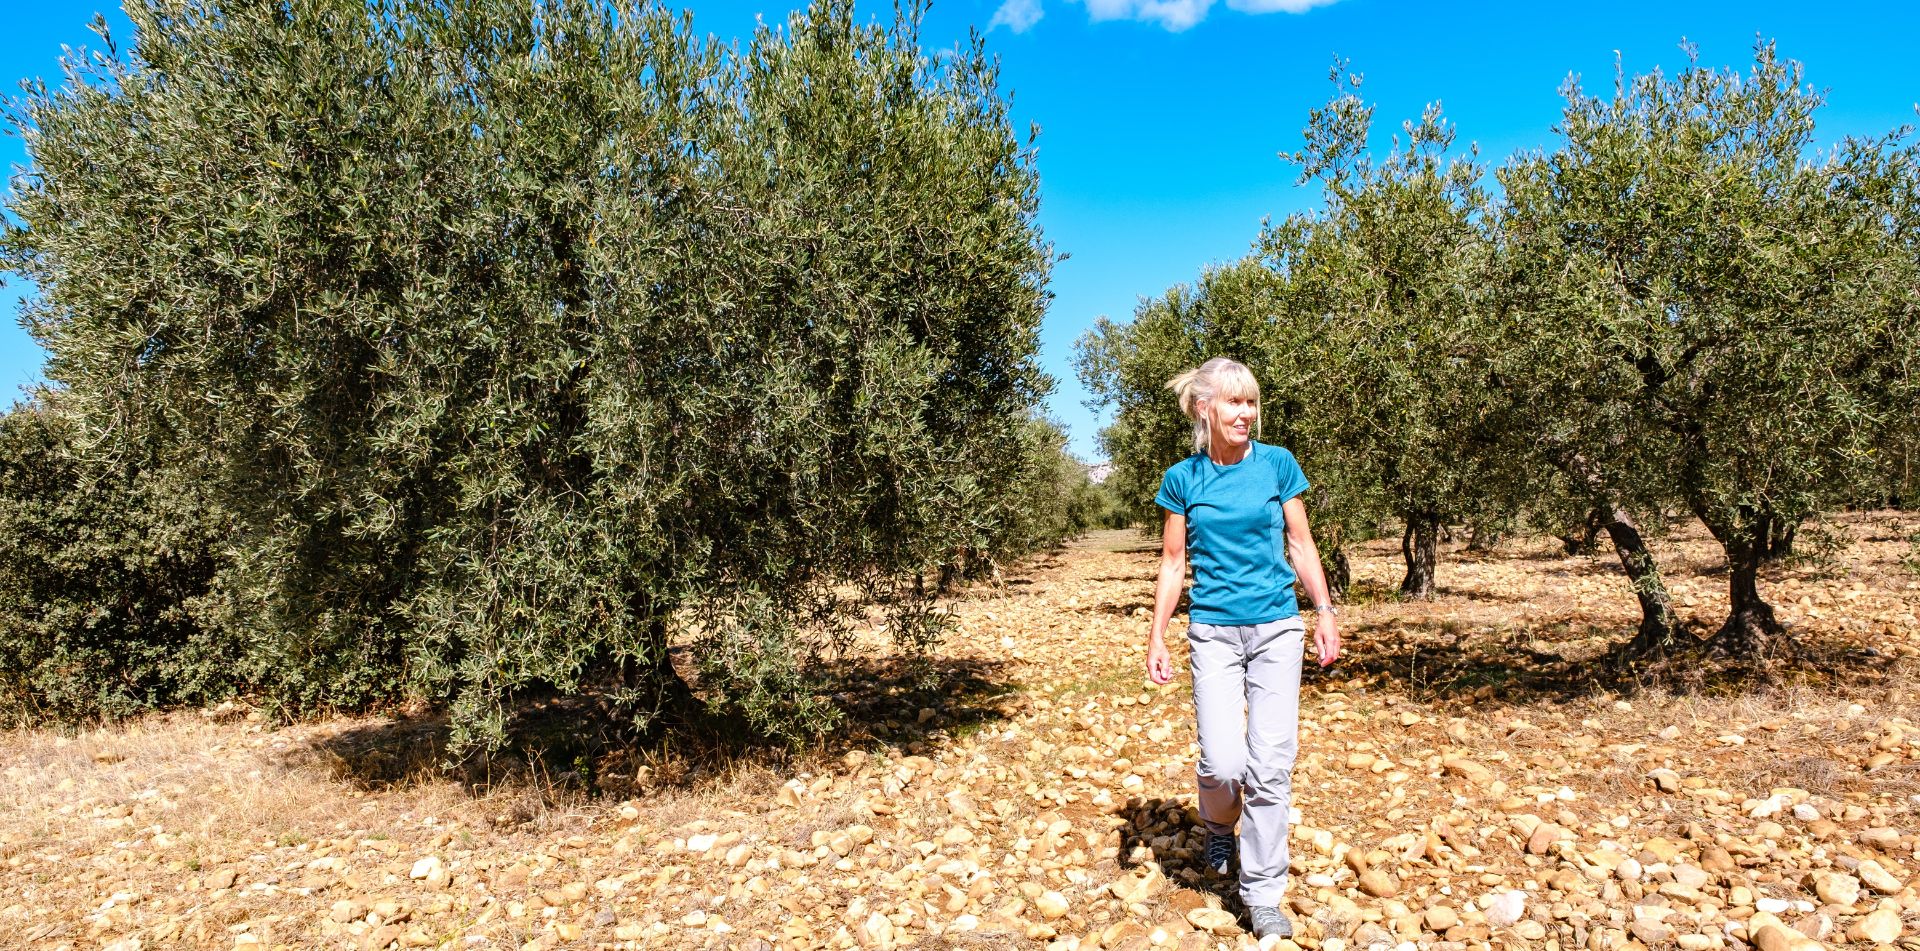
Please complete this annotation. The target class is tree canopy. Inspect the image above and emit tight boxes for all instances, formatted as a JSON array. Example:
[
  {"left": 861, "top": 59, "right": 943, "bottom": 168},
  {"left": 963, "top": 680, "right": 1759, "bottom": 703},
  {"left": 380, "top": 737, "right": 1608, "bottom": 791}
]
[
  {"left": 1078, "top": 44, "right": 1919, "bottom": 657},
  {"left": 3, "top": 0, "right": 1074, "bottom": 749}
]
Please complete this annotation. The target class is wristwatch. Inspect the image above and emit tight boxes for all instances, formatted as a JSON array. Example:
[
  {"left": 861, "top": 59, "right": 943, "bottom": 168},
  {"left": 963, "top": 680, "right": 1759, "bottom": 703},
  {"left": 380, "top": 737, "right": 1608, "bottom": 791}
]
[{"left": 1313, "top": 604, "right": 1338, "bottom": 616}]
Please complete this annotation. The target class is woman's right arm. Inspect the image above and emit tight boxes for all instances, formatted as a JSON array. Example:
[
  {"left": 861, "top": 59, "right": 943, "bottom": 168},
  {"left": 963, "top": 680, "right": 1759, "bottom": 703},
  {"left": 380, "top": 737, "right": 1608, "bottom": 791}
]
[{"left": 1147, "top": 510, "right": 1186, "bottom": 685}]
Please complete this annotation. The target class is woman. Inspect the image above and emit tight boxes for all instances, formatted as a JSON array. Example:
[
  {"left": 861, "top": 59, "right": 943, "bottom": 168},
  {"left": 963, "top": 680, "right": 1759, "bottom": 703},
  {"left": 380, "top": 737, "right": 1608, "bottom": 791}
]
[{"left": 1146, "top": 357, "right": 1340, "bottom": 940}]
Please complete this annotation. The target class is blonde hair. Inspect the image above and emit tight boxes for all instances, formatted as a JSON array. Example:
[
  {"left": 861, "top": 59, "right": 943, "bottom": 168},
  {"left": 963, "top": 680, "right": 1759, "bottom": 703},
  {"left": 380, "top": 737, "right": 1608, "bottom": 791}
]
[{"left": 1166, "top": 357, "right": 1261, "bottom": 453}]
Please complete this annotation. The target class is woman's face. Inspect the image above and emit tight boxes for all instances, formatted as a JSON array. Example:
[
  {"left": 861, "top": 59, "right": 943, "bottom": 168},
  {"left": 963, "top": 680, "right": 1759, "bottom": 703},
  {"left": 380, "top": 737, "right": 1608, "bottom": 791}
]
[{"left": 1207, "top": 392, "right": 1258, "bottom": 449}]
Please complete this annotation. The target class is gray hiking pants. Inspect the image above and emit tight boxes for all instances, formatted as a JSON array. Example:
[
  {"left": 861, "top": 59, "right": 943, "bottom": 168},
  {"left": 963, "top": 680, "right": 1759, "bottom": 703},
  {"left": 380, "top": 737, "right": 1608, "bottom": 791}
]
[{"left": 1188, "top": 616, "right": 1304, "bottom": 908}]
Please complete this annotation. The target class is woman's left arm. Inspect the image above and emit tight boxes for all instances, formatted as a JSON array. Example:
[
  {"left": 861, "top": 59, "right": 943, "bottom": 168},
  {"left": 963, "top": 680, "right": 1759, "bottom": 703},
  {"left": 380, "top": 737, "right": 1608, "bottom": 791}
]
[{"left": 1283, "top": 496, "right": 1341, "bottom": 667}]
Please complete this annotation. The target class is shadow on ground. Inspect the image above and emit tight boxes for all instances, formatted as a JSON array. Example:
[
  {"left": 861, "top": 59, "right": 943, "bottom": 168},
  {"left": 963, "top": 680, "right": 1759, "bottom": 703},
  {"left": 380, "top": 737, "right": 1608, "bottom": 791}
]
[
  {"left": 295, "top": 651, "right": 1021, "bottom": 800},
  {"left": 1112, "top": 796, "right": 1244, "bottom": 913},
  {"left": 1328, "top": 616, "right": 1911, "bottom": 708}
]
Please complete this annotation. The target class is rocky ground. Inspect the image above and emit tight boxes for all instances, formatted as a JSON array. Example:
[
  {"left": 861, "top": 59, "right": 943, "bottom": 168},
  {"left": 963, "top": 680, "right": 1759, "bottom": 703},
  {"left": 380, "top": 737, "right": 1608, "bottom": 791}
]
[{"left": 4, "top": 513, "right": 1920, "bottom": 951}]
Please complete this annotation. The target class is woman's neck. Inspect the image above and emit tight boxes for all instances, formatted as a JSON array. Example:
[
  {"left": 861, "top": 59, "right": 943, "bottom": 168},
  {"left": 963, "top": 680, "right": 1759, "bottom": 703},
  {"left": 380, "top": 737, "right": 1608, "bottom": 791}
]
[{"left": 1206, "top": 440, "right": 1251, "bottom": 466}]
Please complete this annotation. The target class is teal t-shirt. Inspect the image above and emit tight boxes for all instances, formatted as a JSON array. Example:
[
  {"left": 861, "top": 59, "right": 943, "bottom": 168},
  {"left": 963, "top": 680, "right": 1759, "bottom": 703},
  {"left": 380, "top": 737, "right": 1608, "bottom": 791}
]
[{"left": 1154, "top": 441, "right": 1311, "bottom": 626}]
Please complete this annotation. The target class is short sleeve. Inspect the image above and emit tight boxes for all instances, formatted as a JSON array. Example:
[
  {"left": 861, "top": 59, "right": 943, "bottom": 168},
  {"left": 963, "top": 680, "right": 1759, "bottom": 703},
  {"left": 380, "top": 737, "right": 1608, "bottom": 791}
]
[
  {"left": 1154, "top": 464, "right": 1186, "bottom": 514},
  {"left": 1274, "top": 447, "right": 1310, "bottom": 503}
]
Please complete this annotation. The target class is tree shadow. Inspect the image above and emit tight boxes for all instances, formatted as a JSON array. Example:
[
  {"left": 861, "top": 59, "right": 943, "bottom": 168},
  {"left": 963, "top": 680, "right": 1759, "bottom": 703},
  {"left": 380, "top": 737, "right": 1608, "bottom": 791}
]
[
  {"left": 292, "top": 651, "right": 1022, "bottom": 799},
  {"left": 1327, "top": 616, "right": 1910, "bottom": 707},
  {"left": 1434, "top": 586, "right": 1537, "bottom": 605}
]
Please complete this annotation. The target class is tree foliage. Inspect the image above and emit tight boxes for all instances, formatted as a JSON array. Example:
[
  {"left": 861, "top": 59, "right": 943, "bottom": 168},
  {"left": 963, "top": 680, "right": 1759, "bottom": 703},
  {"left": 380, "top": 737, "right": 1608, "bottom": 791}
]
[
  {"left": 0, "top": 396, "right": 239, "bottom": 728},
  {"left": 1498, "top": 43, "right": 1920, "bottom": 653},
  {"left": 4, "top": 0, "right": 1060, "bottom": 748},
  {"left": 1078, "top": 44, "right": 1919, "bottom": 657},
  {"left": 1077, "top": 74, "right": 1506, "bottom": 603},
  {"left": 1265, "top": 73, "right": 1508, "bottom": 600}
]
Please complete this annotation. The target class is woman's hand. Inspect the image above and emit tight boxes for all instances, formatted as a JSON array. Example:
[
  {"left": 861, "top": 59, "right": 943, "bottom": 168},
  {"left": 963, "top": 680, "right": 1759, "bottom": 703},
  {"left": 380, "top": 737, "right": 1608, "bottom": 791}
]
[
  {"left": 1313, "top": 613, "right": 1341, "bottom": 667},
  {"left": 1147, "top": 635, "right": 1174, "bottom": 685}
]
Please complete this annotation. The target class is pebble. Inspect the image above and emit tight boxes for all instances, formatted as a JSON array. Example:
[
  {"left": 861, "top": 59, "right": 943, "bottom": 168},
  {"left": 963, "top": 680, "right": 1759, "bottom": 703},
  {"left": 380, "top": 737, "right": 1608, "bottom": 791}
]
[
  {"left": 1036, "top": 891, "right": 1069, "bottom": 919},
  {"left": 1812, "top": 871, "right": 1860, "bottom": 907},
  {"left": 1849, "top": 907, "right": 1902, "bottom": 943},
  {"left": 1857, "top": 859, "right": 1904, "bottom": 893},
  {"left": 1188, "top": 907, "right": 1239, "bottom": 935},
  {"left": 1484, "top": 890, "right": 1525, "bottom": 927}
]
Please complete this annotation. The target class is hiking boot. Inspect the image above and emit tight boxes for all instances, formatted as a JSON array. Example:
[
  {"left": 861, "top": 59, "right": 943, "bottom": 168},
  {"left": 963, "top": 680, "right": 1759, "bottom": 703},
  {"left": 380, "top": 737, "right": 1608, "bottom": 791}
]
[
  {"left": 1203, "top": 831, "right": 1235, "bottom": 876},
  {"left": 1249, "top": 905, "right": 1293, "bottom": 939}
]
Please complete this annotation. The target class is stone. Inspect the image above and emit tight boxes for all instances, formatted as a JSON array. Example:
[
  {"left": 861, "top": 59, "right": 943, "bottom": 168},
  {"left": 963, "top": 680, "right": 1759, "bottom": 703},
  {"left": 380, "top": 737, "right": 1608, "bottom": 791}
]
[
  {"left": 1647, "top": 769, "right": 1681, "bottom": 793},
  {"left": 1642, "top": 837, "right": 1683, "bottom": 863},
  {"left": 1860, "top": 827, "right": 1902, "bottom": 851},
  {"left": 1442, "top": 757, "right": 1493, "bottom": 785},
  {"left": 1848, "top": 907, "right": 1902, "bottom": 944},
  {"left": 1751, "top": 924, "right": 1797, "bottom": 951},
  {"left": 1188, "top": 907, "right": 1239, "bottom": 936},
  {"left": 1616, "top": 857, "right": 1643, "bottom": 883},
  {"left": 1035, "top": 891, "right": 1069, "bottom": 919},
  {"left": 1671, "top": 863, "right": 1708, "bottom": 887},
  {"left": 1630, "top": 917, "right": 1673, "bottom": 945},
  {"left": 1484, "top": 891, "right": 1525, "bottom": 928},
  {"left": 1108, "top": 868, "right": 1166, "bottom": 903},
  {"left": 1812, "top": 872, "right": 1860, "bottom": 907},
  {"left": 1525, "top": 823, "right": 1564, "bottom": 855},
  {"left": 1102, "top": 921, "right": 1150, "bottom": 948},
  {"left": 1858, "top": 859, "right": 1905, "bottom": 894},
  {"left": 1358, "top": 869, "right": 1399, "bottom": 898},
  {"left": 408, "top": 857, "right": 443, "bottom": 881},
  {"left": 1794, "top": 913, "right": 1833, "bottom": 942},
  {"left": 858, "top": 911, "right": 894, "bottom": 949},
  {"left": 1423, "top": 907, "right": 1459, "bottom": 932},
  {"left": 1701, "top": 846, "right": 1738, "bottom": 872},
  {"left": 1352, "top": 922, "right": 1393, "bottom": 949}
]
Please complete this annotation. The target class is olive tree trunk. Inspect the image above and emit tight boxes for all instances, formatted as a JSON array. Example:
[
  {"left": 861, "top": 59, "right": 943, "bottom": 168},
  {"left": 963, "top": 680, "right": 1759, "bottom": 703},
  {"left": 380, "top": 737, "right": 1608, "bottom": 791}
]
[
  {"left": 1322, "top": 546, "right": 1351, "bottom": 602},
  {"left": 1696, "top": 505, "right": 1787, "bottom": 657},
  {"left": 1600, "top": 507, "right": 1681, "bottom": 654},
  {"left": 1399, "top": 513, "right": 1438, "bottom": 600}
]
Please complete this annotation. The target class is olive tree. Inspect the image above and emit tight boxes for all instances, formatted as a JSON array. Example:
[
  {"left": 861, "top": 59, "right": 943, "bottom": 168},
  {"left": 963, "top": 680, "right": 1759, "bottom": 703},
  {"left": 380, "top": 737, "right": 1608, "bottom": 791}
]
[
  {"left": 5, "top": 0, "right": 1054, "bottom": 750},
  {"left": 1495, "top": 43, "right": 1917, "bottom": 655},
  {"left": 1268, "top": 75, "right": 1506, "bottom": 600}
]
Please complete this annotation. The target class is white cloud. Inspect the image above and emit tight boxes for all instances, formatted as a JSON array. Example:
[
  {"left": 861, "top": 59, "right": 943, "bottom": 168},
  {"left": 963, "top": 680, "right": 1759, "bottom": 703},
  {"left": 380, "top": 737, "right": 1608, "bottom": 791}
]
[
  {"left": 1085, "top": 0, "right": 1214, "bottom": 31},
  {"left": 1063, "top": 0, "right": 1338, "bottom": 32},
  {"left": 1223, "top": 0, "right": 1340, "bottom": 11},
  {"left": 990, "top": 0, "right": 1045, "bottom": 32}
]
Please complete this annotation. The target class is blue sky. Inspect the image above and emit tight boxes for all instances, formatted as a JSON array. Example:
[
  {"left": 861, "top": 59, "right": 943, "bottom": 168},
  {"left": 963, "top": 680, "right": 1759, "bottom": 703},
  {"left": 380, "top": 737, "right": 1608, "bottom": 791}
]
[{"left": 4, "top": 1, "right": 1917, "bottom": 459}]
